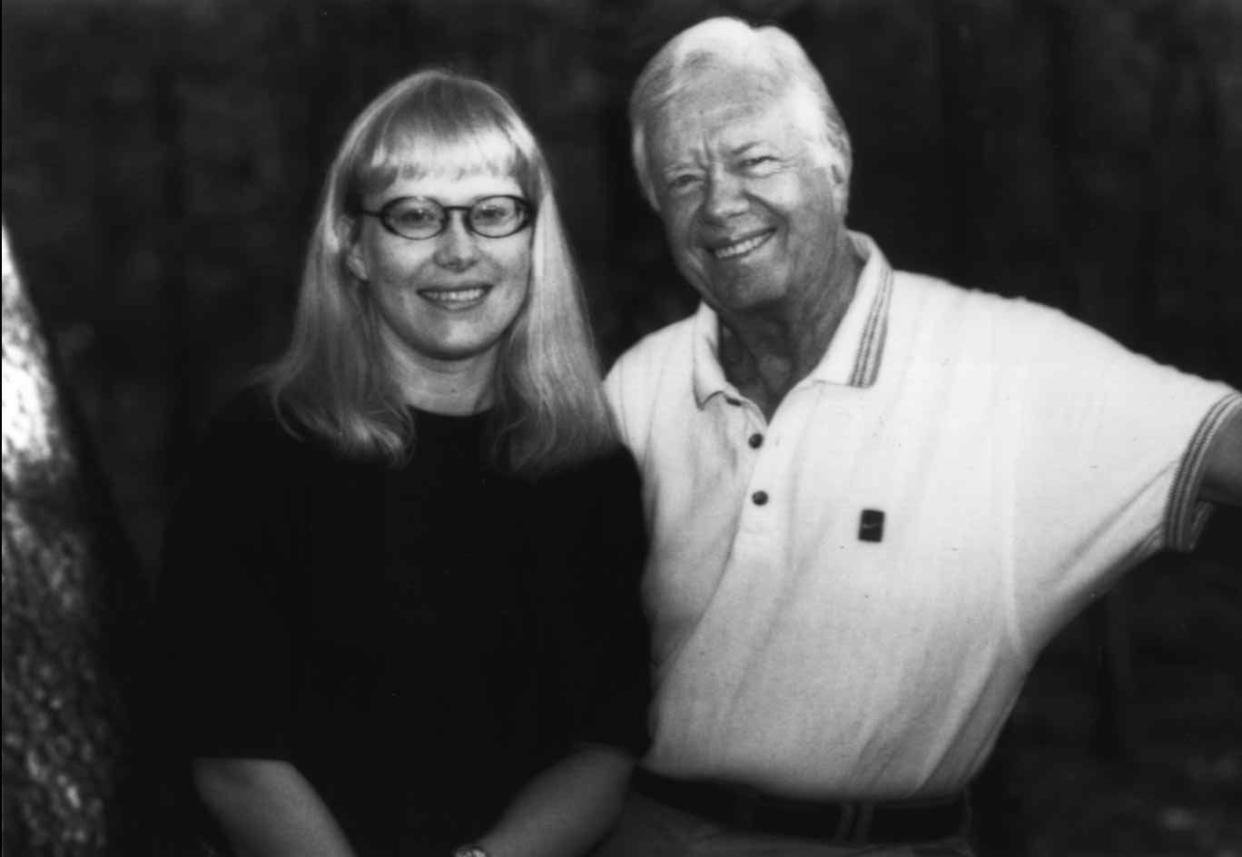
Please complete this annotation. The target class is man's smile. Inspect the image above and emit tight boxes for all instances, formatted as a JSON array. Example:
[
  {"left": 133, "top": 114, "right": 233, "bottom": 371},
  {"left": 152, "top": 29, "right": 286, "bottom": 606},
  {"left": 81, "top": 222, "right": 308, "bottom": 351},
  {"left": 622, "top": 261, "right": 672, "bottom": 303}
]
[{"left": 710, "top": 230, "right": 774, "bottom": 261}]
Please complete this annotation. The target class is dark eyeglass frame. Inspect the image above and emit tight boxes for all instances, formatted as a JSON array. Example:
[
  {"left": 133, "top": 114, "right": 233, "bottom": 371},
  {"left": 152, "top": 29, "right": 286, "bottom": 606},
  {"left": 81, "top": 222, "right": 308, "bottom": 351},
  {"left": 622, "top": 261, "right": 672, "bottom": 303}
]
[{"left": 359, "top": 194, "right": 534, "bottom": 240}]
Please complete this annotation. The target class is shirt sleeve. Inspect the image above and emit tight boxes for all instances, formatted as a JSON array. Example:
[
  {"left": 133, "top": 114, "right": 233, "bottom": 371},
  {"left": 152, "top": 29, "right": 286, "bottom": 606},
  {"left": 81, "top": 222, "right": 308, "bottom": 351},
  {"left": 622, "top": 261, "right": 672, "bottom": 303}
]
[
  {"left": 535, "top": 448, "right": 652, "bottom": 757},
  {"left": 604, "top": 352, "right": 638, "bottom": 456},
  {"left": 155, "top": 403, "right": 298, "bottom": 760},
  {"left": 1007, "top": 302, "right": 1239, "bottom": 637},
  {"left": 604, "top": 321, "right": 685, "bottom": 467}
]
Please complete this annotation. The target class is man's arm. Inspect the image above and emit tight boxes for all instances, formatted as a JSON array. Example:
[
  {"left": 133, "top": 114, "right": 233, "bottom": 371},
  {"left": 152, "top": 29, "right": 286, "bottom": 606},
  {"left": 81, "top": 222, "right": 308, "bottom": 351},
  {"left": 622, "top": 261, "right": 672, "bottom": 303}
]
[
  {"left": 474, "top": 745, "right": 633, "bottom": 857},
  {"left": 192, "top": 758, "right": 357, "bottom": 857},
  {"left": 1201, "top": 406, "right": 1242, "bottom": 506}
]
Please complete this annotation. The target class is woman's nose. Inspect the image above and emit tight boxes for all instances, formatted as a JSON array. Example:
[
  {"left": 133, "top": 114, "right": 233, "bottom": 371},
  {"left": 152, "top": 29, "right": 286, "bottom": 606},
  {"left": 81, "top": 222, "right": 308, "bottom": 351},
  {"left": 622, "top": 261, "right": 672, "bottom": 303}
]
[{"left": 433, "top": 216, "right": 480, "bottom": 270}]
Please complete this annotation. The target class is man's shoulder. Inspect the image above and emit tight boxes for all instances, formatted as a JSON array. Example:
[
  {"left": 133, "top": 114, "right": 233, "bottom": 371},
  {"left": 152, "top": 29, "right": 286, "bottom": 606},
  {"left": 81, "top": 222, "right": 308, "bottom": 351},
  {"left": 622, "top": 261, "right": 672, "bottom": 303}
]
[
  {"left": 604, "top": 312, "right": 701, "bottom": 450},
  {"left": 609, "top": 312, "right": 698, "bottom": 376},
  {"left": 890, "top": 270, "right": 1074, "bottom": 340},
  {"left": 892, "top": 269, "right": 1021, "bottom": 312},
  {"left": 887, "top": 270, "right": 1187, "bottom": 387},
  {"left": 605, "top": 312, "right": 699, "bottom": 404}
]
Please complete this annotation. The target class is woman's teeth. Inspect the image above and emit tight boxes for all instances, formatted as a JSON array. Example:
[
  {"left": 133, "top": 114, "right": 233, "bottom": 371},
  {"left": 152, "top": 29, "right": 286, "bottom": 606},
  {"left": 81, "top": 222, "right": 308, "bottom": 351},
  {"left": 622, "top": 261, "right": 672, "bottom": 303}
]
[
  {"left": 713, "top": 232, "right": 772, "bottom": 260},
  {"left": 420, "top": 287, "right": 488, "bottom": 307}
]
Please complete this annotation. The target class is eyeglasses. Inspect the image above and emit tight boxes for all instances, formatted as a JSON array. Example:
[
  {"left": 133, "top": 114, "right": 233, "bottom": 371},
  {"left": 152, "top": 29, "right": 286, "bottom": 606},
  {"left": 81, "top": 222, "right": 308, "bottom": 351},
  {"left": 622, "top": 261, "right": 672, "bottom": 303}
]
[{"left": 360, "top": 195, "right": 533, "bottom": 240}]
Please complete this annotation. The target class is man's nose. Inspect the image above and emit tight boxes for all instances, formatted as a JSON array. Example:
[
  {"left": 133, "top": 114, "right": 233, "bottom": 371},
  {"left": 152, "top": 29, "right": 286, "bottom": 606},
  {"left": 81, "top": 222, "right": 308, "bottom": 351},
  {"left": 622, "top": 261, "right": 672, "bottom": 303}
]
[
  {"left": 433, "top": 215, "right": 481, "bottom": 270},
  {"left": 701, "top": 171, "right": 748, "bottom": 222}
]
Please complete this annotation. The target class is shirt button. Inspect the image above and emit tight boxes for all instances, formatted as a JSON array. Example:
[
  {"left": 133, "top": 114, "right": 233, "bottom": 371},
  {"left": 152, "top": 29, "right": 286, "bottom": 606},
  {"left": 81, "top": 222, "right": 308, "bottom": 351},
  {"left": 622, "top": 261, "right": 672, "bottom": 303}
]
[
  {"left": 748, "top": 433, "right": 764, "bottom": 449},
  {"left": 752, "top": 490, "right": 769, "bottom": 506}
]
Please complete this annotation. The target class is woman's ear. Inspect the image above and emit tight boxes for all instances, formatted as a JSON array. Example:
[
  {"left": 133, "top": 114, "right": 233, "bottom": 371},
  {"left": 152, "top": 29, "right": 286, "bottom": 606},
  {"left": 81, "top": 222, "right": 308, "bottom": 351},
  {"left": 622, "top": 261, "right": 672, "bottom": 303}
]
[
  {"left": 346, "top": 244, "right": 368, "bottom": 282},
  {"left": 340, "top": 216, "right": 369, "bottom": 281}
]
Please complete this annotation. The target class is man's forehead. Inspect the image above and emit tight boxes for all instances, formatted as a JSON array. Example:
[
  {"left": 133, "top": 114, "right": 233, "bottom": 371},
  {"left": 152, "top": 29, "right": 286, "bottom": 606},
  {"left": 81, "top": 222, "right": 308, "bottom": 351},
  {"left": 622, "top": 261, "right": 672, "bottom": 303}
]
[
  {"left": 652, "top": 79, "right": 803, "bottom": 156},
  {"left": 670, "top": 64, "right": 784, "bottom": 116}
]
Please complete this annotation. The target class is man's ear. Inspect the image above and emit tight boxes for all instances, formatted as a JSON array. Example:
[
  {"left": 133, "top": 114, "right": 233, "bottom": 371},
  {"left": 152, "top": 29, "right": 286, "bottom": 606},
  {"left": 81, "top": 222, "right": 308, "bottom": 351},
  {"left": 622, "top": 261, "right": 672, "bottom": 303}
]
[{"left": 829, "top": 164, "right": 850, "bottom": 218}]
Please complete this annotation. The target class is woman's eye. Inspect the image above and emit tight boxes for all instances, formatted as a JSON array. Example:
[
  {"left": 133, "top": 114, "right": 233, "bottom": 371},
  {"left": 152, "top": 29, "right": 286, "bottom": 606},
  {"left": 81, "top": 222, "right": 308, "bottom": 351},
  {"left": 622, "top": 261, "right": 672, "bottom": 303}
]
[
  {"left": 741, "top": 155, "right": 776, "bottom": 169},
  {"left": 387, "top": 208, "right": 442, "bottom": 233},
  {"left": 394, "top": 207, "right": 437, "bottom": 225},
  {"left": 473, "top": 204, "right": 510, "bottom": 224},
  {"left": 668, "top": 174, "right": 701, "bottom": 191}
]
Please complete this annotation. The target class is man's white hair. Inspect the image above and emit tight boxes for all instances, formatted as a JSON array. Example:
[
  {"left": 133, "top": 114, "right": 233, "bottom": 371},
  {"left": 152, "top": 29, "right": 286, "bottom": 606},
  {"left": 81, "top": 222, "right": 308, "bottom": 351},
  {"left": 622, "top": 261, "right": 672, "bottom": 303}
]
[{"left": 629, "top": 16, "right": 853, "bottom": 209}]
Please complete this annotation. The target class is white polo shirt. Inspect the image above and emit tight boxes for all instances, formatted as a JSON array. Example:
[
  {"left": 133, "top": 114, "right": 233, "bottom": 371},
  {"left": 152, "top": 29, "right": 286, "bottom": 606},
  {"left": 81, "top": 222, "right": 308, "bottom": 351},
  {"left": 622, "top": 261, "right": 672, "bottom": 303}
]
[{"left": 605, "top": 232, "right": 1240, "bottom": 801}]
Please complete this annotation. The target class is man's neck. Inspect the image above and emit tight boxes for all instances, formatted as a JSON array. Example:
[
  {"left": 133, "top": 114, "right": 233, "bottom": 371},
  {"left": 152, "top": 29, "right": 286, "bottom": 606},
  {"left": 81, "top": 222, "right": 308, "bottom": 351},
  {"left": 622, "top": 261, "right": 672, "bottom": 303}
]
[{"left": 717, "top": 242, "right": 862, "bottom": 420}]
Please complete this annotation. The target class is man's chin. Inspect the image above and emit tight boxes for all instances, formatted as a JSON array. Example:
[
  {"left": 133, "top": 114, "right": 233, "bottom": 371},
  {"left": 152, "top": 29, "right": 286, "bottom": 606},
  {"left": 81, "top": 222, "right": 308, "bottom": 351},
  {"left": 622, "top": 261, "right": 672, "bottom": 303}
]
[{"left": 706, "top": 283, "right": 789, "bottom": 317}]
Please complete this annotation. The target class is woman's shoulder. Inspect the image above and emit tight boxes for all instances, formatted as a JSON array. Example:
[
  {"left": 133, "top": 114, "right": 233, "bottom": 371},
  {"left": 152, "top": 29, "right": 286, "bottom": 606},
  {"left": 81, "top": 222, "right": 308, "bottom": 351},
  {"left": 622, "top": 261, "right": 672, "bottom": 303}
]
[
  {"left": 527, "top": 444, "right": 644, "bottom": 541},
  {"left": 198, "top": 388, "right": 291, "bottom": 449},
  {"left": 187, "top": 386, "right": 333, "bottom": 483},
  {"left": 536, "top": 443, "right": 639, "bottom": 494}
]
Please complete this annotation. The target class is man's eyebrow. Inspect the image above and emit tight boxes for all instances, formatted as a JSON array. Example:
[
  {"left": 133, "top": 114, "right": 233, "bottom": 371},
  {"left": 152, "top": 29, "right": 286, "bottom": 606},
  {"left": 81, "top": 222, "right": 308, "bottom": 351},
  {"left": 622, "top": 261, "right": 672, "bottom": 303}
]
[
  {"left": 730, "top": 140, "right": 779, "bottom": 158},
  {"left": 659, "top": 160, "right": 702, "bottom": 176}
]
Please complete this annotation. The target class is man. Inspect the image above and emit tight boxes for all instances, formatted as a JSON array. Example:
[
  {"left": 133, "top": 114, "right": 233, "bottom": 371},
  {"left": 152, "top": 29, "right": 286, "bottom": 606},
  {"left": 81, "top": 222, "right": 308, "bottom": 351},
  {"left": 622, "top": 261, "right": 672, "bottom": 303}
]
[{"left": 598, "top": 16, "right": 1241, "bottom": 857}]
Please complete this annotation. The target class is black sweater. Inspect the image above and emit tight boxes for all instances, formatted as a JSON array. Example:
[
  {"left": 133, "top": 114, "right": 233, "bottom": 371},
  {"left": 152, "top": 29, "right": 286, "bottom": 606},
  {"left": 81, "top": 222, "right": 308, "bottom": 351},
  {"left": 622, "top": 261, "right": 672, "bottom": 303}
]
[{"left": 157, "top": 398, "right": 651, "bottom": 853}]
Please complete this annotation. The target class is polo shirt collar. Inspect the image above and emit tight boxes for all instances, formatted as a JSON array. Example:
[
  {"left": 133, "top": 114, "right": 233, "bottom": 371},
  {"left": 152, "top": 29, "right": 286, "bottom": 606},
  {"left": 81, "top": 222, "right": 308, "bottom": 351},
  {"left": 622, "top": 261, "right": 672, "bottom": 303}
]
[{"left": 691, "top": 231, "right": 895, "bottom": 407}]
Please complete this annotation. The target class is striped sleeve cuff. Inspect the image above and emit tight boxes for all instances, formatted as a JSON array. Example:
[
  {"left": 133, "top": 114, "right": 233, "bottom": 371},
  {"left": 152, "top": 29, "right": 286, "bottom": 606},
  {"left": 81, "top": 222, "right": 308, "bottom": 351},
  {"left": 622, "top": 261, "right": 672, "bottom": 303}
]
[{"left": 1165, "top": 391, "right": 1242, "bottom": 551}]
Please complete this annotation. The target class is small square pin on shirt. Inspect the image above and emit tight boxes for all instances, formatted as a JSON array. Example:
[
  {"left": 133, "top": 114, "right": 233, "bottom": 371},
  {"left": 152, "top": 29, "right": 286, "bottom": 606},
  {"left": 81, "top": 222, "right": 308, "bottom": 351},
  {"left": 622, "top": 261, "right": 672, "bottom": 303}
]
[{"left": 858, "top": 509, "right": 885, "bottom": 542}]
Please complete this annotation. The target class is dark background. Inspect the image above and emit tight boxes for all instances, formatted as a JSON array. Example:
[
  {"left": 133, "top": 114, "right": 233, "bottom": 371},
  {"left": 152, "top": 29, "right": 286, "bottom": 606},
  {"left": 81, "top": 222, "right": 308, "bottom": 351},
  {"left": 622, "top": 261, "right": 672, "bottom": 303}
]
[{"left": 3, "top": 0, "right": 1240, "bottom": 853}]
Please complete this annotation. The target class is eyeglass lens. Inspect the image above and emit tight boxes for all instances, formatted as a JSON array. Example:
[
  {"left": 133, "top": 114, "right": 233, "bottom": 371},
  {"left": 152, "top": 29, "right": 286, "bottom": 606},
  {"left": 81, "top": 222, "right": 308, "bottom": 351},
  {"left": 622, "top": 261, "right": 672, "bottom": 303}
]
[{"left": 381, "top": 196, "right": 527, "bottom": 239}]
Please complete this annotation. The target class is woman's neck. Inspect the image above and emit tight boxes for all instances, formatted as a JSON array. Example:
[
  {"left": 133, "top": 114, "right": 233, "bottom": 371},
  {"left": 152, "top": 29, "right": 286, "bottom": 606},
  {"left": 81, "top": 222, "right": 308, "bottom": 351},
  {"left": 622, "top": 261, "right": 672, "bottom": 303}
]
[{"left": 384, "top": 338, "right": 497, "bottom": 416}]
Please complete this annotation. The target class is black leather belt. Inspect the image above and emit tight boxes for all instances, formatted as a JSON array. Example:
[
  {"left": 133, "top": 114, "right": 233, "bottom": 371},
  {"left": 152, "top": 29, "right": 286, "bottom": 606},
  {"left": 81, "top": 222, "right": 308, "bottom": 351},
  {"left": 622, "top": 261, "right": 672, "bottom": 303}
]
[{"left": 633, "top": 768, "right": 969, "bottom": 844}]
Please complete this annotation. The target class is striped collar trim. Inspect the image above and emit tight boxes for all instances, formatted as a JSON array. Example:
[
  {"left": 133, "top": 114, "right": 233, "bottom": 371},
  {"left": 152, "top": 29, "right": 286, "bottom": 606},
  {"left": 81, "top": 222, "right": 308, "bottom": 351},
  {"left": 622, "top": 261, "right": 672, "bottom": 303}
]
[{"left": 845, "top": 242, "right": 894, "bottom": 389}]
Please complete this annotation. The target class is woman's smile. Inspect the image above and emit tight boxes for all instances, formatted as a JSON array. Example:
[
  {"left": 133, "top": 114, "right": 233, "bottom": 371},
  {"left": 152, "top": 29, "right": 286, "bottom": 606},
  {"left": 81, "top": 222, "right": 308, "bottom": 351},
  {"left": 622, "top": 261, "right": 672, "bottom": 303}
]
[{"left": 418, "top": 284, "right": 493, "bottom": 310}]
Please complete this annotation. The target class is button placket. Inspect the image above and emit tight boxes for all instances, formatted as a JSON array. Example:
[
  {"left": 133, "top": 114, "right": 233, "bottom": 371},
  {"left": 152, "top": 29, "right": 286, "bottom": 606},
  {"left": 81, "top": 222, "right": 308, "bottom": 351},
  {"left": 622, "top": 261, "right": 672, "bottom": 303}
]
[
  {"left": 739, "top": 409, "right": 776, "bottom": 517},
  {"left": 737, "top": 389, "right": 805, "bottom": 519}
]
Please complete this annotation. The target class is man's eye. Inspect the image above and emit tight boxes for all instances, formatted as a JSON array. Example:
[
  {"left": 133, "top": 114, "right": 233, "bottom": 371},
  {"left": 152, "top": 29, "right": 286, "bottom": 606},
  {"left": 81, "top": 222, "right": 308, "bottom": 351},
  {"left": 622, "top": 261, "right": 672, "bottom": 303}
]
[
  {"left": 667, "top": 174, "right": 702, "bottom": 191},
  {"left": 740, "top": 155, "right": 776, "bottom": 169}
]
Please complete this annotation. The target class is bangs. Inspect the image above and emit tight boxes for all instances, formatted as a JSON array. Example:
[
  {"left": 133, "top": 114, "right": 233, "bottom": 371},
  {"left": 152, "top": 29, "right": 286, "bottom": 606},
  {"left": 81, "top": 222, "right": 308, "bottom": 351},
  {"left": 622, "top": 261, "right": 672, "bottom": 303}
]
[{"left": 354, "top": 84, "right": 535, "bottom": 199}]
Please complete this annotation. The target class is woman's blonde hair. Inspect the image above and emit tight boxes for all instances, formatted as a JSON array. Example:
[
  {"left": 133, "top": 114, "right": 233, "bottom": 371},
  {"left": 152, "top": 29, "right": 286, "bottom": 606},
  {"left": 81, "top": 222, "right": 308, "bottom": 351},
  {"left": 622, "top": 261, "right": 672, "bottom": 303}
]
[{"left": 261, "top": 68, "right": 615, "bottom": 475}]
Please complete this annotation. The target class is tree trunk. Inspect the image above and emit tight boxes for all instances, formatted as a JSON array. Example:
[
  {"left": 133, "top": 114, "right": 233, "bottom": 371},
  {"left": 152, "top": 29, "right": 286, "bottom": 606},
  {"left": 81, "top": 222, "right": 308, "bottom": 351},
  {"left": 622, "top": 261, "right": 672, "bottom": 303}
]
[{"left": 2, "top": 225, "right": 149, "bottom": 855}]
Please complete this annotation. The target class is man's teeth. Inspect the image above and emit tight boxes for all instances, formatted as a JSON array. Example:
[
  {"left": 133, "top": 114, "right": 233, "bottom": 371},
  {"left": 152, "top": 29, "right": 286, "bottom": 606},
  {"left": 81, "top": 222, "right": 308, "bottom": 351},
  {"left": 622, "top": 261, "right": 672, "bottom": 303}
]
[
  {"left": 713, "top": 233, "right": 770, "bottom": 260},
  {"left": 423, "top": 288, "right": 487, "bottom": 305}
]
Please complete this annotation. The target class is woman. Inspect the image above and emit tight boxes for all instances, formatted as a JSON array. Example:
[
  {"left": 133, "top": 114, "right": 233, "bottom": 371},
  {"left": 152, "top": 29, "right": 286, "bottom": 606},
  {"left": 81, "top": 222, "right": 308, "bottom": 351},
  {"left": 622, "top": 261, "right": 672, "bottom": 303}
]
[{"left": 157, "top": 69, "right": 650, "bottom": 856}]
